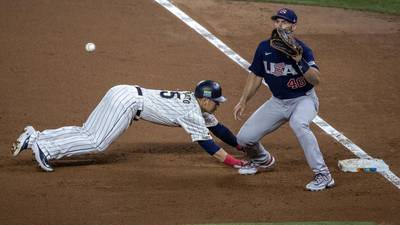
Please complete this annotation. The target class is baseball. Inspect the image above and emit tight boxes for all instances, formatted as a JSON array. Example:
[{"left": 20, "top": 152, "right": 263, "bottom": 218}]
[{"left": 85, "top": 42, "right": 96, "bottom": 52}]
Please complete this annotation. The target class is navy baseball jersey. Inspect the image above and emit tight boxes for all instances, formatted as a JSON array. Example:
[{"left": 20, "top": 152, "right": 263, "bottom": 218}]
[{"left": 249, "top": 38, "right": 319, "bottom": 99}]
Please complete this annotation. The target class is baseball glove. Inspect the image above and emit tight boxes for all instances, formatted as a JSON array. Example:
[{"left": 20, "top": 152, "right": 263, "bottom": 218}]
[{"left": 270, "top": 28, "right": 303, "bottom": 58}]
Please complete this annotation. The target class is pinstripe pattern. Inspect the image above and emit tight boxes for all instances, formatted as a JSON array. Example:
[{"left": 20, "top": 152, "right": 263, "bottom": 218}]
[
  {"left": 34, "top": 85, "right": 218, "bottom": 160},
  {"left": 140, "top": 89, "right": 216, "bottom": 142},
  {"left": 36, "top": 85, "right": 143, "bottom": 159}
]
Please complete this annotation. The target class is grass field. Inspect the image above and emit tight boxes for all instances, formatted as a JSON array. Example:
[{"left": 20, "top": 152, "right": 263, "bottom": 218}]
[
  {"left": 193, "top": 222, "right": 378, "bottom": 225},
  {"left": 234, "top": 0, "right": 400, "bottom": 15}
]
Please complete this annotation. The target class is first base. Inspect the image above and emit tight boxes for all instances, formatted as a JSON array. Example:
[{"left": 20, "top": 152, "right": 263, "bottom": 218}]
[{"left": 338, "top": 158, "right": 389, "bottom": 172}]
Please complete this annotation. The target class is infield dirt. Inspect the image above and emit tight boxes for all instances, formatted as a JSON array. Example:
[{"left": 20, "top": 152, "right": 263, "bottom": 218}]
[{"left": 1, "top": 0, "right": 399, "bottom": 224}]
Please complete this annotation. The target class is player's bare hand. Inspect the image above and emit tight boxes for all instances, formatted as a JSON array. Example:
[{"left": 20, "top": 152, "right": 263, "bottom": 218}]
[
  {"left": 233, "top": 160, "right": 249, "bottom": 169},
  {"left": 234, "top": 101, "right": 246, "bottom": 121}
]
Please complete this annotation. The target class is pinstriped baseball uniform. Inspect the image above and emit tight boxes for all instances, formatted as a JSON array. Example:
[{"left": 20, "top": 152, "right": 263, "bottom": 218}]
[{"left": 28, "top": 85, "right": 219, "bottom": 160}]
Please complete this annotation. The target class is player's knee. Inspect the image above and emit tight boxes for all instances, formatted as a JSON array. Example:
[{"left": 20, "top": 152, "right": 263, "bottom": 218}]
[
  {"left": 237, "top": 131, "right": 257, "bottom": 148},
  {"left": 289, "top": 119, "right": 310, "bottom": 136},
  {"left": 236, "top": 130, "right": 247, "bottom": 147},
  {"left": 91, "top": 140, "right": 110, "bottom": 153}
]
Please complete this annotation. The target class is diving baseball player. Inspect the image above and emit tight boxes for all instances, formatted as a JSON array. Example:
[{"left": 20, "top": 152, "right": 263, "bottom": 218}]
[
  {"left": 233, "top": 8, "right": 335, "bottom": 191},
  {"left": 12, "top": 80, "right": 246, "bottom": 171}
]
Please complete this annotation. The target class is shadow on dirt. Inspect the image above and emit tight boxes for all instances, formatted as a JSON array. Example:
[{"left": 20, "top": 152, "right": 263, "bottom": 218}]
[{"left": 50, "top": 142, "right": 201, "bottom": 168}]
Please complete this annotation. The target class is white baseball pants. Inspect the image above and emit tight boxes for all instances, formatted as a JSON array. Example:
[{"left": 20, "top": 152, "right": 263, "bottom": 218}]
[
  {"left": 29, "top": 85, "right": 143, "bottom": 160},
  {"left": 237, "top": 89, "right": 330, "bottom": 174}
]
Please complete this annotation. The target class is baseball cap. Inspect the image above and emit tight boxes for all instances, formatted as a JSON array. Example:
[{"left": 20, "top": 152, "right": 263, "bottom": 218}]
[
  {"left": 271, "top": 8, "right": 297, "bottom": 24},
  {"left": 194, "top": 80, "right": 227, "bottom": 103}
]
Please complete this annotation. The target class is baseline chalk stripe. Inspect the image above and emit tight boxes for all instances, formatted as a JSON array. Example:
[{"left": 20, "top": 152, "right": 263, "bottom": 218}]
[
  {"left": 313, "top": 117, "right": 400, "bottom": 188},
  {"left": 312, "top": 116, "right": 373, "bottom": 160},
  {"left": 155, "top": 0, "right": 251, "bottom": 71},
  {"left": 155, "top": 0, "right": 400, "bottom": 190}
]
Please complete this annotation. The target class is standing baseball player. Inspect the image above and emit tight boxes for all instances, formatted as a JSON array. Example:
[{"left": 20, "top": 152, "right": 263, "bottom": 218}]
[
  {"left": 11, "top": 80, "right": 246, "bottom": 171},
  {"left": 233, "top": 8, "right": 334, "bottom": 191}
]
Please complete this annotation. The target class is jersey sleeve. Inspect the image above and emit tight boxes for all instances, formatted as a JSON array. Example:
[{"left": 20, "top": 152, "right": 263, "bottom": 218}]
[
  {"left": 202, "top": 112, "right": 219, "bottom": 127},
  {"left": 302, "top": 44, "right": 319, "bottom": 70},
  {"left": 176, "top": 108, "right": 213, "bottom": 142},
  {"left": 248, "top": 42, "right": 265, "bottom": 77}
]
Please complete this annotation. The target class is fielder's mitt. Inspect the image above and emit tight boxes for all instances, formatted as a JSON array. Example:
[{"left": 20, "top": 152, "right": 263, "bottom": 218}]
[{"left": 270, "top": 28, "right": 303, "bottom": 58}]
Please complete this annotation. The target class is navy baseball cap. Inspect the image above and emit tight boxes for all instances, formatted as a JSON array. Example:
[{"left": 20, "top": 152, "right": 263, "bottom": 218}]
[
  {"left": 271, "top": 8, "right": 297, "bottom": 24},
  {"left": 194, "top": 80, "right": 227, "bottom": 103}
]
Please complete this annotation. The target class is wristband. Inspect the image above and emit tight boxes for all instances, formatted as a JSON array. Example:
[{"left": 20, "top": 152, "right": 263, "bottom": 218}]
[{"left": 223, "top": 154, "right": 242, "bottom": 167}]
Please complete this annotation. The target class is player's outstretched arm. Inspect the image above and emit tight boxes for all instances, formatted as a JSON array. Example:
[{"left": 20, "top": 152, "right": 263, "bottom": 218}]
[
  {"left": 208, "top": 123, "right": 243, "bottom": 151},
  {"left": 234, "top": 74, "right": 263, "bottom": 120},
  {"left": 214, "top": 148, "right": 245, "bottom": 168},
  {"left": 197, "top": 140, "right": 245, "bottom": 168}
]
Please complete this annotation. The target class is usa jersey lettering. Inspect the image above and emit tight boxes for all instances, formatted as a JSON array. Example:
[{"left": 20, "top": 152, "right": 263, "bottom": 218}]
[
  {"left": 249, "top": 39, "right": 319, "bottom": 99},
  {"left": 263, "top": 62, "right": 298, "bottom": 76}
]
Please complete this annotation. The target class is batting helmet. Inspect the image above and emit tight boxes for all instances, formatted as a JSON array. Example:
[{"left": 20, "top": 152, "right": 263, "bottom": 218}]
[{"left": 194, "top": 80, "right": 227, "bottom": 103}]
